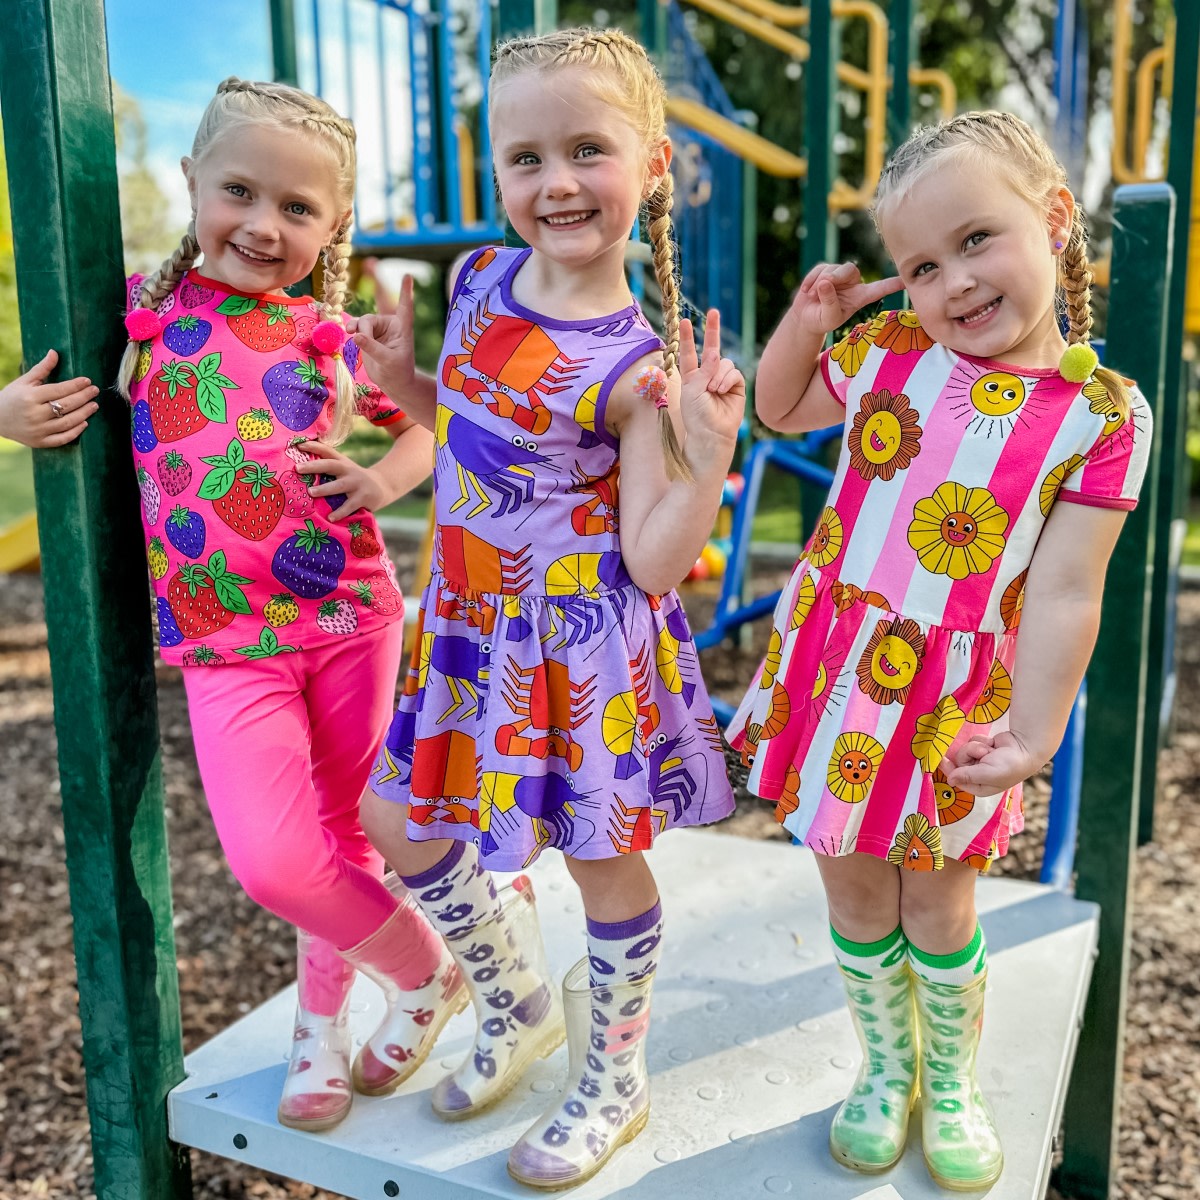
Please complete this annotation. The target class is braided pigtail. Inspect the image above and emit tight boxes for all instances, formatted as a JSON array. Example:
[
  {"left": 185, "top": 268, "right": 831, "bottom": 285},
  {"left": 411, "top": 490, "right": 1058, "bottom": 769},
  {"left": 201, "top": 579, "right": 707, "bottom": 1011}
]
[
  {"left": 320, "top": 223, "right": 358, "bottom": 445},
  {"left": 1061, "top": 207, "right": 1132, "bottom": 420},
  {"left": 116, "top": 226, "right": 201, "bottom": 400},
  {"left": 645, "top": 174, "right": 692, "bottom": 483}
]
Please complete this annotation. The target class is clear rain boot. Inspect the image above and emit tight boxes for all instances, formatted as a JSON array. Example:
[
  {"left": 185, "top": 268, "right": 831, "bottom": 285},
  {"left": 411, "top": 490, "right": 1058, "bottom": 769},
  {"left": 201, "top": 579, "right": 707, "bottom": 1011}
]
[
  {"left": 829, "top": 962, "right": 919, "bottom": 1172},
  {"left": 342, "top": 886, "right": 468, "bottom": 1096},
  {"left": 507, "top": 957, "right": 653, "bottom": 1190},
  {"left": 913, "top": 969, "right": 1004, "bottom": 1190},
  {"left": 277, "top": 930, "right": 355, "bottom": 1132},
  {"left": 431, "top": 878, "right": 565, "bottom": 1120}
]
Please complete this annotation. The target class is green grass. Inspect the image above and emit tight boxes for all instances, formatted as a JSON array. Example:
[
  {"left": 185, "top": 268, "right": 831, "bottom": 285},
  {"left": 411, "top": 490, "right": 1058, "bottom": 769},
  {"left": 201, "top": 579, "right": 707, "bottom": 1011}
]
[{"left": 0, "top": 439, "right": 34, "bottom": 528}]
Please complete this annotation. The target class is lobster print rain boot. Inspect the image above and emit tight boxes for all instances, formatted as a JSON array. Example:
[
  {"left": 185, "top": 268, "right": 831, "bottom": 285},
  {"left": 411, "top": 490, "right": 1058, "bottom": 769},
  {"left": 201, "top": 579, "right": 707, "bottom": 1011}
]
[
  {"left": 277, "top": 929, "right": 356, "bottom": 1132},
  {"left": 827, "top": 925, "right": 919, "bottom": 1172},
  {"left": 910, "top": 927, "right": 1004, "bottom": 1190},
  {"left": 402, "top": 842, "right": 564, "bottom": 1119},
  {"left": 341, "top": 884, "right": 468, "bottom": 1096}
]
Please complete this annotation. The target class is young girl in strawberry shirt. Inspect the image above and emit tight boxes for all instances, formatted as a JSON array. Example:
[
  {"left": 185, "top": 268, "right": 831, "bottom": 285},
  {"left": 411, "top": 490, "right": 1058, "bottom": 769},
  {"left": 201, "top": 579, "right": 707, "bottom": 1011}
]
[{"left": 115, "top": 77, "right": 460, "bottom": 1134}]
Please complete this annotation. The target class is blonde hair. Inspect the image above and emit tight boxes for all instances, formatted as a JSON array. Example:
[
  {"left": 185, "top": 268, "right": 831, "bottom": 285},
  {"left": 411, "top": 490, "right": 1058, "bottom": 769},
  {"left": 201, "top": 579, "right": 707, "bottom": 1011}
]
[
  {"left": 871, "top": 110, "right": 1131, "bottom": 419},
  {"left": 117, "top": 77, "right": 361, "bottom": 443},
  {"left": 491, "top": 28, "right": 693, "bottom": 481}
]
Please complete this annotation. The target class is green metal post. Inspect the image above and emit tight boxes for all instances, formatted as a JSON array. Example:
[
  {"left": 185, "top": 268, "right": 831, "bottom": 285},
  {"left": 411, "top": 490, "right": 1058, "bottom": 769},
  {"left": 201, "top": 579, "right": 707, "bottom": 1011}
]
[
  {"left": 886, "top": 0, "right": 912, "bottom": 147},
  {"left": 497, "top": 0, "right": 557, "bottom": 38},
  {"left": 1138, "top": 0, "right": 1199, "bottom": 844},
  {"left": 802, "top": 0, "right": 836, "bottom": 275},
  {"left": 0, "top": 4, "right": 191, "bottom": 1199},
  {"left": 270, "top": 0, "right": 298, "bottom": 86},
  {"left": 1055, "top": 183, "right": 1172, "bottom": 1200},
  {"left": 640, "top": 0, "right": 667, "bottom": 54}
]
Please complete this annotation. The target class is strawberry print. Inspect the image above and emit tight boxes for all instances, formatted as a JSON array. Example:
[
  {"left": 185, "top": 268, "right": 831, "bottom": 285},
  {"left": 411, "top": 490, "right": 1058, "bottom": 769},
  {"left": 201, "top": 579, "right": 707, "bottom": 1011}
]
[
  {"left": 348, "top": 521, "right": 380, "bottom": 558},
  {"left": 272, "top": 520, "right": 346, "bottom": 599},
  {"left": 199, "top": 439, "right": 285, "bottom": 541},
  {"left": 180, "top": 279, "right": 215, "bottom": 308},
  {"left": 292, "top": 306, "right": 319, "bottom": 348},
  {"left": 236, "top": 408, "right": 274, "bottom": 441},
  {"left": 217, "top": 296, "right": 296, "bottom": 352},
  {"left": 234, "top": 627, "right": 298, "bottom": 659},
  {"left": 147, "top": 537, "right": 169, "bottom": 580},
  {"left": 182, "top": 645, "right": 226, "bottom": 666},
  {"left": 263, "top": 358, "right": 330, "bottom": 431},
  {"left": 133, "top": 342, "right": 154, "bottom": 383},
  {"left": 156, "top": 596, "right": 184, "bottom": 648},
  {"left": 166, "top": 550, "right": 252, "bottom": 639},
  {"left": 351, "top": 571, "right": 402, "bottom": 616},
  {"left": 138, "top": 466, "right": 161, "bottom": 524},
  {"left": 264, "top": 592, "right": 300, "bottom": 628},
  {"left": 157, "top": 450, "right": 192, "bottom": 496},
  {"left": 163, "top": 314, "right": 212, "bottom": 356},
  {"left": 316, "top": 599, "right": 358, "bottom": 636},
  {"left": 165, "top": 505, "right": 207, "bottom": 559},
  {"left": 285, "top": 436, "right": 315, "bottom": 465},
  {"left": 147, "top": 353, "right": 238, "bottom": 442},
  {"left": 280, "top": 470, "right": 315, "bottom": 518},
  {"left": 132, "top": 400, "right": 158, "bottom": 452}
]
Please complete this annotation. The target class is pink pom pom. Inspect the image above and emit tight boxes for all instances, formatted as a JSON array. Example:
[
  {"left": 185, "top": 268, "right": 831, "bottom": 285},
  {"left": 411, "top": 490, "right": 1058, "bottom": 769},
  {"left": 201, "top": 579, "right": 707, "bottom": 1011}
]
[
  {"left": 124, "top": 308, "right": 163, "bottom": 341},
  {"left": 311, "top": 320, "right": 347, "bottom": 355},
  {"left": 634, "top": 365, "right": 669, "bottom": 409}
]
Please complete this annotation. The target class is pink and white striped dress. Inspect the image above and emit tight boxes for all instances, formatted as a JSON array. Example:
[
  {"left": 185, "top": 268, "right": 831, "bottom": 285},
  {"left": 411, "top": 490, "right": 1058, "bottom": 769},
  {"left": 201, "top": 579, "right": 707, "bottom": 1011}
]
[{"left": 726, "top": 310, "right": 1151, "bottom": 872}]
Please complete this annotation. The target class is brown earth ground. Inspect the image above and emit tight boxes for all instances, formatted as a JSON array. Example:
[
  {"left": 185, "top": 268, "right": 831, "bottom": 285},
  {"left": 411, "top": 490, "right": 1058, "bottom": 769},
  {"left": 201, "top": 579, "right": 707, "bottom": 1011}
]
[{"left": 1, "top": 535, "right": 1197, "bottom": 1199}]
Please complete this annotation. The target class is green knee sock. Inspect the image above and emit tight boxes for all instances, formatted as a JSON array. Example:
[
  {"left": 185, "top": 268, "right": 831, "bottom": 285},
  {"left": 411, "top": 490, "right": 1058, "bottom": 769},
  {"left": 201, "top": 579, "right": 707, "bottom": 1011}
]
[{"left": 907, "top": 923, "right": 987, "bottom": 986}]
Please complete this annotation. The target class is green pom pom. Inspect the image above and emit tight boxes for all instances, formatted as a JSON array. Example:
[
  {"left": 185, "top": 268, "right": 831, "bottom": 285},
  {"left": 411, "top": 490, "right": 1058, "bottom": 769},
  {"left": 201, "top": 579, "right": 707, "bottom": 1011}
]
[{"left": 1059, "top": 343, "right": 1098, "bottom": 383}]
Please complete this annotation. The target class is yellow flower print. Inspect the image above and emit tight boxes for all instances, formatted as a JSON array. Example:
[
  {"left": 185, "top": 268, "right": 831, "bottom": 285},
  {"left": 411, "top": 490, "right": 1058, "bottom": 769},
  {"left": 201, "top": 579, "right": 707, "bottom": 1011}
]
[
  {"left": 807, "top": 506, "right": 844, "bottom": 568},
  {"left": 829, "top": 320, "right": 879, "bottom": 378},
  {"left": 968, "top": 660, "right": 1012, "bottom": 723},
  {"left": 848, "top": 388, "right": 924, "bottom": 482},
  {"left": 887, "top": 813, "right": 945, "bottom": 871},
  {"left": 855, "top": 616, "right": 926, "bottom": 705},
  {"left": 760, "top": 628, "right": 783, "bottom": 690},
  {"left": 1084, "top": 378, "right": 1127, "bottom": 437},
  {"left": 1000, "top": 570, "right": 1027, "bottom": 630},
  {"left": 911, "top": 696, "right": 967, "bottom": 773},
  {"left": 826, "top": 731, "right": 886, "bottom": 804},
  {"left": 931, "top": 767, "right": 976, "bottom": 824},
  {"left": 908, "top": 482, "right": 1009, "bottom": 580},
  {"left": 1039, "top": 455, "right": 1087, "bottom": 516},
  {"left": 789, "top": 572, "right": 817, "bottom": 630},
  {"left": 873, "top": 310, "right": 933, "bottom": 355}
]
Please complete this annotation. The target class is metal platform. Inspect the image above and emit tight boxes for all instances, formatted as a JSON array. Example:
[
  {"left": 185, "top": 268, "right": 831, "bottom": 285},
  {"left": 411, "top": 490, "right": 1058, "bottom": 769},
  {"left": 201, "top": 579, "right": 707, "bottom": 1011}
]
[{"left": 169, "top": 830, "right": 1099, "bottom": 1199}]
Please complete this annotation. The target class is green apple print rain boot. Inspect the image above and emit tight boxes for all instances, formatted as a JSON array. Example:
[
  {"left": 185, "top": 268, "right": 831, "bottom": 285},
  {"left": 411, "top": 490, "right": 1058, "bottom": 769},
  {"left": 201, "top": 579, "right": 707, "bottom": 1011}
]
[{"left": 828, "top": 925, "right": 919, "bottom": 1173}]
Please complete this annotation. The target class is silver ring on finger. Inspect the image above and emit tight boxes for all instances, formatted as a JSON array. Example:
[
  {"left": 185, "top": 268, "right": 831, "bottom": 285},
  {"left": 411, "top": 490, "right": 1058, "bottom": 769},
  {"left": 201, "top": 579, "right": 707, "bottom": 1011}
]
[{"left": 49, "top": 400, "right": 65, "bottom": 418}]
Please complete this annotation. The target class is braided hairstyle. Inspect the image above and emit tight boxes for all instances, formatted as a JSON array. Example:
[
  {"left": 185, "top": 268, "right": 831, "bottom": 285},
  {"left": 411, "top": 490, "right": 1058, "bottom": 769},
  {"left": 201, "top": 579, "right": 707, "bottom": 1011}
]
[
  {"left": 118, "top": 77, "right": 362, "bottom": 443},
  {"left": 491, "top": 29, "right": 693, "bottom": 481},
  {"left": 870, "top": 110, "right": 1131, "bottom": 419}
]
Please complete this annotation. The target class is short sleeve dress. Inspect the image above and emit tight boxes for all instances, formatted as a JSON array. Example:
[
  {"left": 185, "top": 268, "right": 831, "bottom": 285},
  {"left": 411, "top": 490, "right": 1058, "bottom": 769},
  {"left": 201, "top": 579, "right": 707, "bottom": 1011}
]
[
  {"left": 726, "top": 310, "right": 1152, "bottom": 871},
  {"left": 371, "top": 247, "right": 735, "bottom": 871}
]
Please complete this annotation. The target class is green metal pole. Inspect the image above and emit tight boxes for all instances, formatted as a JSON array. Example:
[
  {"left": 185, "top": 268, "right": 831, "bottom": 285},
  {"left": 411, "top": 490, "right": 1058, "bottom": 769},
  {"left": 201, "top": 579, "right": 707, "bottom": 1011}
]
[
  {"left": 1055, "top": 183, "right": 1173, "bottom": 1200},
  {"left": 802, "top": 0, "right": 836, "bottom": 275},
  {"left": 269, "top": 0, "right": 298, "bottom": 87},
  {"left": 1137, "top": 0, "right": 1198, "bottom": 845},
  {"left": 497, "top": 0, "right": 557, "bottom": 38},
  {"left": 639, "top": 0, "right": 667, "bottom": 54},
  {"left": 886, "top": 0, "right": 912, "bottom": 147},
  {"left": 0, "top": 4, "right": 191, "bottom": 1199}
]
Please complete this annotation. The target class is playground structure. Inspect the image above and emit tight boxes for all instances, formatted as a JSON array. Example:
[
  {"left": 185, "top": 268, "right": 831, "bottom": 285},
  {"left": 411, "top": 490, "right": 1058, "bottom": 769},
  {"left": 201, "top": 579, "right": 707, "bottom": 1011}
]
[{"left": 0, "top": 2, "right": 1196, "bottom": 1199}]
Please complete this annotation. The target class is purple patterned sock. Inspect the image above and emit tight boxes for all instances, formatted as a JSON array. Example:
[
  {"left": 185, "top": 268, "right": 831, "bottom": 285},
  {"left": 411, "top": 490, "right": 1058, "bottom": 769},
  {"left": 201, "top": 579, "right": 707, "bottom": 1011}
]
[
  {"left": 586, "top": 900, "right": 663, "bottom": 986},
  {"left": 400, "top": 841, "right": 501, "bottom": 939}
]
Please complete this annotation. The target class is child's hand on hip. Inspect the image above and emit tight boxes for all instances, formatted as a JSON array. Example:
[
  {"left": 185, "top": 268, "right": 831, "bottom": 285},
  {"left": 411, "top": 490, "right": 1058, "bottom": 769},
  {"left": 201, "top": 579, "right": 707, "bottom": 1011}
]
[
  {"left": 678, "top": 310, "right": 743, "bottom": 469},
  {"left": 790, "top": 263, "right": 901, "bottom": 336},
  {"left": 0, "top": 350, "right": 99, "bottom": 448},
  {"left": 295, "top": 441, "right": 390, "bottom": 521},
  {"left": 353, "top": 274, "right": 416, "bottom": 397},
  {"left": 943, "top": 730, "right": 1042, "bottom": 797}
]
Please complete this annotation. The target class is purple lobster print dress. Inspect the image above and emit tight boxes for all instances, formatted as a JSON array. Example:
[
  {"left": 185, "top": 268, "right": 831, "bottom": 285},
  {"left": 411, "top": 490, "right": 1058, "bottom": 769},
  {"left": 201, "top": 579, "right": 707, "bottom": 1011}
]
[{"left": 372, "top": 246, "right": 735, "bottom": 870}]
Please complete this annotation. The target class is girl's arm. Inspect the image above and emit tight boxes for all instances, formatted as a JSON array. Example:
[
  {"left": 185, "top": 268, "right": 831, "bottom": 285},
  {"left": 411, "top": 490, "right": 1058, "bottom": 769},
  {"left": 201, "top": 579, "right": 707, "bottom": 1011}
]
[
  {"left": 0, "top": 350, "right": 99, "bottom": 448},
  {"left": 757, "top": 263, "right": 900, "bottom": 434},
  {"left": 296, "top": 415, "right": 434, "bottom": 522},
  {"left": 614, "top": 311, "right": 744, "bottom": 595},
  {"left": 944, "top": 501, "right": 1128, "bottom": 796}
]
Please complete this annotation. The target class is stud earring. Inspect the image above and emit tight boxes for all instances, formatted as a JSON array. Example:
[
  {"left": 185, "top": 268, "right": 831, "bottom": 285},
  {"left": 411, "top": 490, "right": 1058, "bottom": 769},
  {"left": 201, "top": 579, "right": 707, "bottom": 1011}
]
[{"left": 1054, "top": 240, "right": 1064, "bottom": 251}]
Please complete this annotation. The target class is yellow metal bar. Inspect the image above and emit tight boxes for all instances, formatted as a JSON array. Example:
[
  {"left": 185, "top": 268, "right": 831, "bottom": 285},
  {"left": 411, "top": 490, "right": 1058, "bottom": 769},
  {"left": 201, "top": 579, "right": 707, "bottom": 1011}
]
[
  {"left": 454, "top": 115, "right": 477, "bottom": 225},
  {"left": 721, "top": 0, "right": 809, "bottom": 27},
  {"left": 909, "top": 66, "right": 956, "bottom": 120},
  {"left": 1112, "top": 0, "right": 1139, "bottom": 183},
  {"left": 828, "top": 0, "right": 887, "bottom": 210},
  {"left": 678, "top": 0, "right": 809, "bottom": 58},
  {"left": 0, "top": 511, "right": 40, "bottom": 573},
  {"left": 665, "top": 95, "right": 807, "bottom": 176},
  {"left": 1134, "top": 47, "right": 1168, "bottom": 174}
]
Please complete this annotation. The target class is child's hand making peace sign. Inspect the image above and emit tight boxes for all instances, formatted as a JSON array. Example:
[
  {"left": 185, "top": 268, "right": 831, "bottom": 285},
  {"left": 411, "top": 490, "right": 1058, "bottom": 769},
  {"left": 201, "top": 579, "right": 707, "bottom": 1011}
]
[{"left": 677, "top": 309, "right": 744, "bottom": 469}]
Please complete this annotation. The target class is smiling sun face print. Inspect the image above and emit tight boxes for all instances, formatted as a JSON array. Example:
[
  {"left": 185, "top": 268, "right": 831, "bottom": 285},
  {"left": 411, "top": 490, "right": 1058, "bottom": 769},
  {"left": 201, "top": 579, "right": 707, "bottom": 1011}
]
[
  {"left": 849, "top": 388, "right": 923, "bottom": 482},
  {"left": 944, "top": 360, "right": 1045, "bottom": 440},
  {"left": 826, "top": 731, "right": 885, "bottom": 803},
  {"left": 807, "top": 506, "right": 844, "bottom": 568},
  {"left": 855, "top": 616, "right": 926, "bottom": 705}
]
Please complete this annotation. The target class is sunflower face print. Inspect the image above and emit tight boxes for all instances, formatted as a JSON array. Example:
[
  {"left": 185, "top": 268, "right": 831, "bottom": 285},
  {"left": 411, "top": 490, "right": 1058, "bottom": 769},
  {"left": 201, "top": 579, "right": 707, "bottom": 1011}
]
[
  {"left": 827, "top": 731, "right": 885, "bottom": 803},
  {"left": 968, "top": 660, "right": 1012, "bottom": 723},
  {"left": 887, "top": 813, "right": 945, "bottom": 871},
  {"left": 856, "top": 616, "right": 926, "bottom": 704},
  {"left": 1001, "top": 570, "right": 1027, "bottom": 630},
  {"left": 807, "top": 506, "right": 844, "bottom": 568},
  {"left": 872, "top": 310, "right": 932, "bottom": 355},
  {"left": 908, "top": 482, "right": 1009, "bottom": 580},
  {"left": 944, "top": 360, "right": 1045, "bottom": 439},
  {"left": 931, "top": 767, "right": 975, "bottom": 824},
  {"left": 1084, "top": 378, "right": 1126, "bottom": 437},
  {"left": 848, "top": 388, "right": 923, "bottom": 482},
  {"left": 1039, "top": 455, "right": 1087, "bottom": 515},
  {"left": 828, "top": 319, "right": 880, "bottom": 378}
]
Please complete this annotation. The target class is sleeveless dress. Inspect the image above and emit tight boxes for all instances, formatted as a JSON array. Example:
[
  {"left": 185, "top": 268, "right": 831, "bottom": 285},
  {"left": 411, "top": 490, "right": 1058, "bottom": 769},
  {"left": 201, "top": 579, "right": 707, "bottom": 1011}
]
[
  {"left": 372, "top": 246, "right": 735, "bottom": 870},
  {"left": 727, "top": 310, "right": 1151, "bottom": 871}
]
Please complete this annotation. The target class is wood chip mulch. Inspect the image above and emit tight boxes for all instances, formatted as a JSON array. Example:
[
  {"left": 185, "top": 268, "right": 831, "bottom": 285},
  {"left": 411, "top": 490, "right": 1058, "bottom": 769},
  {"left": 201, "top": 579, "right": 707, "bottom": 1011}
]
[{"left": 1, "top": 545, "right": 1196, "bottom": 1199}]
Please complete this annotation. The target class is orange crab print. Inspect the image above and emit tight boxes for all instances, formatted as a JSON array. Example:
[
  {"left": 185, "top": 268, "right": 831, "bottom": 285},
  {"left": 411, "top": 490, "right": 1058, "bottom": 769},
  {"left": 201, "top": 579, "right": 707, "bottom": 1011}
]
[
  {"left": 607, "top": 795, "right": 668, "bottom": 854},
  {"left": 495, "top": 659, "right": 596, "bottom": 772}
]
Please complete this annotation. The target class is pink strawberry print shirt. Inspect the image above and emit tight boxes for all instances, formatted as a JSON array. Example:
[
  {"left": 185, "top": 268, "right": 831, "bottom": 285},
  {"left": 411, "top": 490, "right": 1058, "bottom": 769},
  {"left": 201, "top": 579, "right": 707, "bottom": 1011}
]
[{"left": 126, "top": 270, "right": 407, "bottom": 666}]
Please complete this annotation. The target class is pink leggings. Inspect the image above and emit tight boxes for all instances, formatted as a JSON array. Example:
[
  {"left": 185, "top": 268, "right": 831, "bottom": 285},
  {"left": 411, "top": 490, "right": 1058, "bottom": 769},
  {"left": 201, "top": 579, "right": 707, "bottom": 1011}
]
[{"left": 183, "top": 622, "right": 405, "bottom": 970}]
